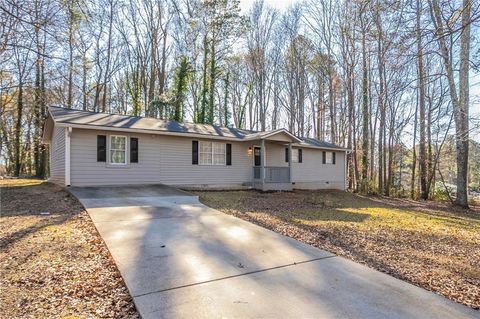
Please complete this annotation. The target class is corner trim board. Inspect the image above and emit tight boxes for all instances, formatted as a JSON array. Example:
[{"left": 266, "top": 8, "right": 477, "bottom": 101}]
[{"left": 65, "top": 127, "right": 71, "bottom": 186}]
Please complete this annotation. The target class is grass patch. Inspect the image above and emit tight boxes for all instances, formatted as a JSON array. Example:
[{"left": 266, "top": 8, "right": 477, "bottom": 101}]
[
  {"left": 194, "top": 189, "right": 480, "bottom": 309},
  {"left": 0, "top": 178, "right": 44, "bottom": 188}
]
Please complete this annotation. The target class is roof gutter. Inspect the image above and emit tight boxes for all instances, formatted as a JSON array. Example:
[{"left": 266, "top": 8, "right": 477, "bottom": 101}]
[
  {"left": 54, "top": 122, "right": 249, "bottom": 142},
  {"left": 294, "top": 144, "right": 350, "bottom": 152}
]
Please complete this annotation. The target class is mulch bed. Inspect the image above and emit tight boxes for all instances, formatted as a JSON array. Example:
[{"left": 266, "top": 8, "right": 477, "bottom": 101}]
[{"left": 0, "top": 179, "right": 139, "bottom": 318}]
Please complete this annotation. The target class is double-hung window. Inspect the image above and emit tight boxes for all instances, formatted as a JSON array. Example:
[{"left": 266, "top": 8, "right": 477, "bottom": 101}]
[
  {"left": 199, "top": 141, "right": 225, "bottom": 165},
  {"left": 322, "top": 151, "right": 335, "bottom": 164},
  {"left": 285, "top": 148, "right": 302, "bottom": 163},
  {"left": 110, "top": 135, "right": 127, "bottom": 165},
  {"left": 325, "top": 151, "right": 333, "bottom": 164},
  {"left": 292, "top": 149, "right": 299, "bottom": 162}
]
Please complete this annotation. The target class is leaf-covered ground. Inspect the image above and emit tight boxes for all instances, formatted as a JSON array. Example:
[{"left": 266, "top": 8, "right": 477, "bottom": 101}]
[
  {"left": 194, "top": 189, "right": 480, "bottom": 309},
  {"left": 0, "top": 179, "right": 139, "bottom": 318}
]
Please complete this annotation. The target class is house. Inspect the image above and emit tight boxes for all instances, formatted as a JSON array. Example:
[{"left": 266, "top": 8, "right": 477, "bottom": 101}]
[{"left": 43, "top": 106, "right": 349, "bottom": 191}]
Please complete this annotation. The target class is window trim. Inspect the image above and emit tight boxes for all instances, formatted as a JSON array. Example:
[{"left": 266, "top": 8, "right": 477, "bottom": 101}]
[
  {"left": 199, "top": 141, "right": 226, "bottom": 166},
  {"left": 109, "top": 135, "right": 128, "bottom": 165},
  {"left": 287, "top": 148, "right": 302, "bottom": 163},
  {"left": 97, "top": 135, "right": 107, "bottom": 162},
  {"left": 192, "top": 141, "right": 199, "bottom": 164},
  {"left": 252, "top": 145, "right": 264, "bottom": 166},
  {"left": 325, "top": 151, "right": 334, "bottom": 164},
  {"left": 130, "top": 137, "right": 139, "bottom": 163},
  {"left": 226, "top": 143, "right": 232, "bottom": 166},
  {"left": 292, "top": 149, "right": 299, "bottom": 163}
]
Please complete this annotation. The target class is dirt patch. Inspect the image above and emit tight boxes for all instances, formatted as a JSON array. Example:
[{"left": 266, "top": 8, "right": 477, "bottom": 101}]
[
  {"left": 194, "top": 189, "right": 480, "bottom": 309},
  {"left": 0, "top": 179, "right": 139, "bottom": 318}
]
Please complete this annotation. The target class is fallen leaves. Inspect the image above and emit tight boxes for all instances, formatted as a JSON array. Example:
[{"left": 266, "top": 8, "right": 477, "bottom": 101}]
[
  {"left": 1, "top": 180, "right": 139, "bottom": 318},
  {"left": 195, "top": 189, "right": 480, "bottom": 310}
]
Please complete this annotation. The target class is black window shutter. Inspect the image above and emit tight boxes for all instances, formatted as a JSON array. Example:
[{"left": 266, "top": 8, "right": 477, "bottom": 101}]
[
  {"left": 332, "top": 152, "right": 336, "bottom": 164},
  {"left": 285, "top": 148, "right": 289, "bottom": 162},
  {"left": 226, "top": 143, "right": 232, "bottom": 166},
  {"left": 322, "top": 151, "right": 326, "bottom": 164},
  {"left": 130, "top": 137, "right": 138, "bottom": 163},
  {"left": 97, "top": 135, "right": 106, "bottom": 162},
  {"left": 298, "top": 149, "right": 303, "bottom": 163},
  {"left": 192, "top": 141, "right": 198, "bottom": 165}
]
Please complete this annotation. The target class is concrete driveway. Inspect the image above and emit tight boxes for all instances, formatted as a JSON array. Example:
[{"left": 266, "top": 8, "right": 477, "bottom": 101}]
[{"left": 69, "top": 185, "right": 477, "bottom": 319}]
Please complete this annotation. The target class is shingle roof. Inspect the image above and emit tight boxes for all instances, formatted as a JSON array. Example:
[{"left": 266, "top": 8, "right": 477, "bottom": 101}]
[
  {"left": 298, "top": 137, "right": 346, "bottom": 149},
  {"left": 49, "top": 106, "right": 255, "bottom": 139},
  {"left": 48, "top": 106, "right": 347, "bottom": 150}
]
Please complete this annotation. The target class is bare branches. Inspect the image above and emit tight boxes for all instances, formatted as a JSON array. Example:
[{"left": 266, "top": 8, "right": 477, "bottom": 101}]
[{"left": 1, "top": 0, "right": 478, "bottom": 200}]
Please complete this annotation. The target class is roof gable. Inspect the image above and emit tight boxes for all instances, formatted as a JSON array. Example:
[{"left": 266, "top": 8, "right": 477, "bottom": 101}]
[{"left": 245, "top": 129, "right": 302, "bottom": 143}]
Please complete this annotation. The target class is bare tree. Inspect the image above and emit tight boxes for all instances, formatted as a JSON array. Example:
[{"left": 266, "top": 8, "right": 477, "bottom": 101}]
[{"left": 428, "top": 0, "right": 473, "bottom": 207}]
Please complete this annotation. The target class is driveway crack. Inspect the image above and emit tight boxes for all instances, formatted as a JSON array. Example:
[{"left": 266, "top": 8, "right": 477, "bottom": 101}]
[{"left": 133, "top": 255, "right": 337, "bottom": 298}]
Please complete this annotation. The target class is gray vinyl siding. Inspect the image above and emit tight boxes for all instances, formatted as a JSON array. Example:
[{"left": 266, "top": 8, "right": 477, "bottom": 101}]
[
  {"left": 67, "top": 127, "right": 346, "bottom": 189},
  {"left": 159, "top": 136, "right": 251, "bottom": 187},
  {"left": 70, "top": 128, "right": 252, "bottom": 187},
  {"left": 292, "top": 148, "right": 346, "bottom": 190},
  {"left": 71, "top": 129, "right": 161, "bottom": 186},
  {"left": 265, "top": 143, "right": 288, "bottom": 167},
  {"left": 49, "top": 127, "right": 65, "bottom": 185}
]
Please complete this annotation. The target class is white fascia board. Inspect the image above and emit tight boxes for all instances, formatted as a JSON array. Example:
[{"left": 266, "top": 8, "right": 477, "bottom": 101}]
[
  {"left": 54, "top": 122, "right": 245, "bottom": 142},
  {"left": 292, "top": 143, "right": 349, "bottom": 152},
  {"left": 249, "top": 128, "right": 302, "bottom": 143}
]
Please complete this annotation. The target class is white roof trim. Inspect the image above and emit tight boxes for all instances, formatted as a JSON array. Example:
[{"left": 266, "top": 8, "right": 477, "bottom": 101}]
[
  {"left": 54, "top": 122, "right": 246, "bottom": 141},
  {"left": 245, "top": 128, "right": 302, "bottom": 143},
  {"left": 292, "top": 143, "right": 349, "bottom": 152}
]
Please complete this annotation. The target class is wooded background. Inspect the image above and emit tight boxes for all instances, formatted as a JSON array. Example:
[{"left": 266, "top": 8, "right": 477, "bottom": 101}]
[{"left": 1, "top": 0, "right": 479, "bottom": 207}]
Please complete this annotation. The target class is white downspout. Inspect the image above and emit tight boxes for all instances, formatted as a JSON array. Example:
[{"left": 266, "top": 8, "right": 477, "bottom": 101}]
[
  {"left": 65, "top": 127, "right": 72, "bottom": 186},
  {"left": 288, "top": 142, "right": 292, "bottom": 184},
  {"left": 260, "top": 139, "right": 265, "bottom": 190}
]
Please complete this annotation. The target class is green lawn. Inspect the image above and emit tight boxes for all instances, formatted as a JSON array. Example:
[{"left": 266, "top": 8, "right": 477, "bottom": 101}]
[{"left": 194, "top": 189, "right": 480, "bottom": 309}]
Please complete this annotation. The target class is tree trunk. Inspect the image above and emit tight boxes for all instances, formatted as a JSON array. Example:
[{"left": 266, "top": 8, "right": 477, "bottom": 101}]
[
  {"left": 207, "top": 38, "right": 216, "bottom": 124},
  {"left": 34, "top": 53, "right": 47, "bottom": 178},
  {"left": 148, "top": 29, "right": 157, "bottom": 117},
  {"left": 417, "top": 0, "right": 428, "bottom": 199},
  {"left": 223, "top": 72, "right": 229, "bottom": 126},
  {"left": 426, "top": 91, "right": 434, "bottom": 195},
  {"left": 82, "top": 53, "right": 88, "bottom": 110},
  {"left": 376, "top": 7, "right": 385, "bottom": 194},
  {"left": 67, "top": 6, "right": 74, "bottom": 109},
  {"left": 455, "top": 0, "right": 471, "bottom": 207},
  {"left": 14, "top": 82, "right": 23, "bottom": 176},
  {"left": 411, "top": 97, "right": 418, "bottom": 199},
  {"left": 200, "top": 34, "right": 209, "bottom": 123},
  {"left": 158, "top": 29, "right": 168, "bottom": 115},
  {"left": 361, "top": 25, "right": 369, "bottom": 193},
  {"left": 101, "top": 0, "right": 114, "bottom": 113},
  {"left": 429, "top": 0, "right": 470, "bottom": 207},
  {"left": 347, "top": 69, "right": 354, "bottom": 190}
]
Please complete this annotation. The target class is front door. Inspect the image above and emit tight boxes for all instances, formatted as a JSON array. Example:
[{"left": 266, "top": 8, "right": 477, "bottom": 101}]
[
  {"left": 253, "top": 147, "right": 261, "bottom": 180},
  {"left": 254, "top": 147, "right": 261, "bottom": 166}
]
